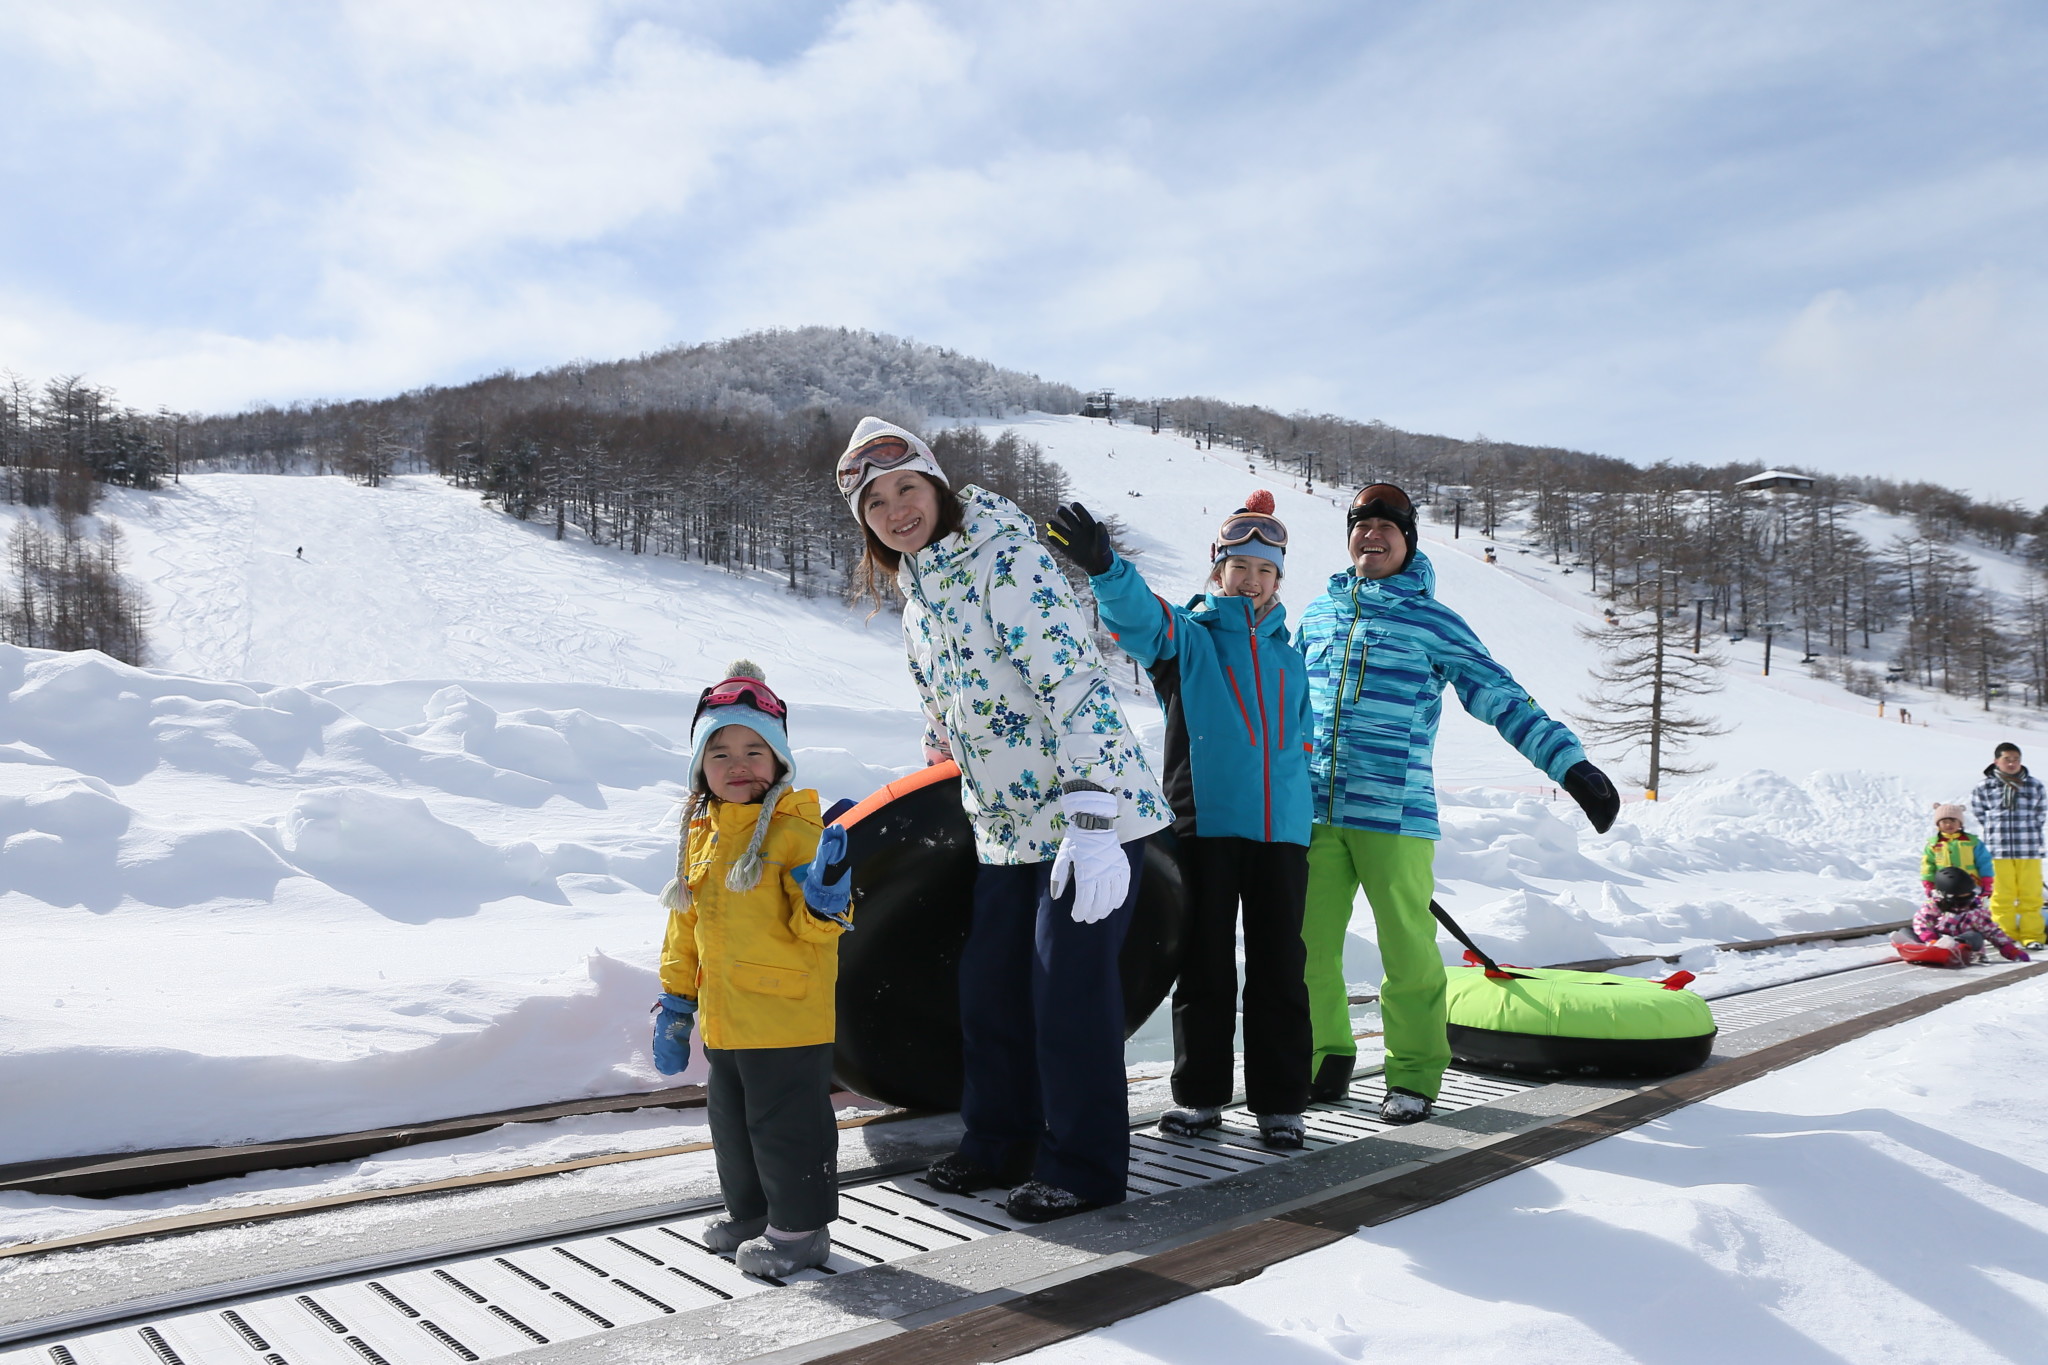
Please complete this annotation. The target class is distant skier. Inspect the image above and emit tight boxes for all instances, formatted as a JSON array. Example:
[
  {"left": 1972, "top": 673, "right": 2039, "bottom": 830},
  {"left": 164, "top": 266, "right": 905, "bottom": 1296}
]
[
  {"left": 1048, "top": 490, "right": 1313, "bottom": 1151},
  {"left": 1971, "top": 743, "right": 2046, "bottom": 948},
  {"left": 296, "top": 547, "right": 303, "bottom": 559},
  {"left": 837, "top": 416, "right": 1168, "bottom": 1223},
  {"left": 648, "top": 662, "right": 852, "bottom": 1277},
  {"left": 1297, "top": 483, "right": 1620, "bottom": 1123}
]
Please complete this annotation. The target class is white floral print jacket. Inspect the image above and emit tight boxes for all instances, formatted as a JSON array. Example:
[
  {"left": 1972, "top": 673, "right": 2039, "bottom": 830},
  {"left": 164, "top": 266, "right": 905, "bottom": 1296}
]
[{"left": 900, "top": 486, "right": 1170, "bottom": 865}]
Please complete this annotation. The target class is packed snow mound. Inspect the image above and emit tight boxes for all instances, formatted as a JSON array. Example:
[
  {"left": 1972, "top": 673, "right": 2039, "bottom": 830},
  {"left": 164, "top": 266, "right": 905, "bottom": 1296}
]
[
  {"left": 5, "top": 952, "right": 672, "bottom": 1163},
  {"left": 0, "top": 643, "right": 914, "bottom": 1164}
]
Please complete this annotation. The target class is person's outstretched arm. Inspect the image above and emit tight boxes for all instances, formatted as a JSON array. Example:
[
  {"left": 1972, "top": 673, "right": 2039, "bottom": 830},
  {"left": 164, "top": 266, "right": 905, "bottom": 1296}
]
[
  {"left": 1429, "top": 602, "right": 1586, "bottom": 782},
  {"left": 985, "top": 534, "right": 1142, "bottom": 790}
]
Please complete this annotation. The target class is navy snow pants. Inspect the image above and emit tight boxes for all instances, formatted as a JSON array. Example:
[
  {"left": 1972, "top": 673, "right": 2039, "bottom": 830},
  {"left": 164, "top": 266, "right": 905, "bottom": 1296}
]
[{"left": 956, "top": 839, "right": 1148, "bottom": 1207}]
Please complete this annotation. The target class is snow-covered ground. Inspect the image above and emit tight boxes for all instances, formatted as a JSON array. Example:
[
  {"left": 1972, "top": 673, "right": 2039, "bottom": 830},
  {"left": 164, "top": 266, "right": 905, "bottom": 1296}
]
[
  {"left": 1022, "top": 973, "right": 2048, "bottom": 1365},
  {"left": 1, "top": 415, "right": 2039, "bottom": 1245}
]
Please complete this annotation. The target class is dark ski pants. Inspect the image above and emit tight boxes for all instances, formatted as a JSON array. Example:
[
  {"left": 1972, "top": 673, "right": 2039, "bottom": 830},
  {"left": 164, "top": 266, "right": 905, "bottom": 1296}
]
[
  {"left": 1170, "top": 835, "right": 1311, "bottom": 1116},
  {"left": 705, "top": 1042, "right": 838, "bottom": 1233},
  {"left": 957, "top": 839, "right": 1147, "bottom": 1208}
]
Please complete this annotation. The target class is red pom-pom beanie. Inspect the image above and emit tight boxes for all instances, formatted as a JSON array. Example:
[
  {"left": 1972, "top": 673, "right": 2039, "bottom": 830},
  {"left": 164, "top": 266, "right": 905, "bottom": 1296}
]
[{"left": 1211, "top": 490, "right": 1286, "bottom": 571}]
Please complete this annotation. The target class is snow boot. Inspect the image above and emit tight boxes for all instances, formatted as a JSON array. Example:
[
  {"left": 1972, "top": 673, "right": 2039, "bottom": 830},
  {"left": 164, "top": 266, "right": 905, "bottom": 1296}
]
[
  {"left": 1158, "top": 1106, "right": 1223, "bottom": 1137},
  {"left": 1257, "top": 1114, "right": 1306, "bottom": 1150},
  {"left": 735, "top": 1228, "right": 831, "bottom": 1278},
  {"left": 923, "top": 1150, "right": 1028, "bottom": 1195},
  {"left": 1006, "top": 1180, "right": 1103, "bottom": 1223},
  {"left": 1379, "top": 1087, "right": 1432, "bottom": 1124},
  {"left": 1309, "top": 1054, "right": 1355, "bottom": 1104},
  {"left": 699, "top": 1214, "right": 768, "bottom": 1254}
]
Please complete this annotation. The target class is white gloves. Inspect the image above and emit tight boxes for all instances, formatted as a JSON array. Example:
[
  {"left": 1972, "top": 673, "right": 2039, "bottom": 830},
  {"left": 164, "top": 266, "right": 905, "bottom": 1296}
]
[{"left": 1049, "top": 789, "right": 1128, "bottom": 924}]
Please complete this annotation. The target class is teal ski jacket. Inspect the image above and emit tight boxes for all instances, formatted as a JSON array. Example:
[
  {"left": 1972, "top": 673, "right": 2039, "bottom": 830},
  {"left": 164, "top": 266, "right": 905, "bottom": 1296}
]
[
  {"left": 1296, "top": 551, "right": 1585, "bottom": 839},
  {"left": 1091, "top": 553, "right": 1311, "bottom": 845}
]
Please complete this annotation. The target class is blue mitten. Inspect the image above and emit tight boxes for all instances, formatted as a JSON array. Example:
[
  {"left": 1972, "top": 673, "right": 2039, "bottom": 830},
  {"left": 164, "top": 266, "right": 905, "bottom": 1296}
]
[
  {"left": 797, "top": 825, "right": 854, "bottom": 928},
  {"left": 650, "top": 993, "right": 695, "bottom": 1075}
]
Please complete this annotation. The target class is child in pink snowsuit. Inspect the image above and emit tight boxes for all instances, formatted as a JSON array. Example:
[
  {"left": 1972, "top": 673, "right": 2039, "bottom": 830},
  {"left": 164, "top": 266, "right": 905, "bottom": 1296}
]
[{"left": 1916, "top": 866, "right": 2030, "bottom": 962}]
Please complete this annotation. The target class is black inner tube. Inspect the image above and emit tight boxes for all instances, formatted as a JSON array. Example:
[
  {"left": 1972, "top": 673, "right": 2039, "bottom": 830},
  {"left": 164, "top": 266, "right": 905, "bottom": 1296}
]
[{"left": 831, "top": 773, "right": 1185, "bottom": 1111}]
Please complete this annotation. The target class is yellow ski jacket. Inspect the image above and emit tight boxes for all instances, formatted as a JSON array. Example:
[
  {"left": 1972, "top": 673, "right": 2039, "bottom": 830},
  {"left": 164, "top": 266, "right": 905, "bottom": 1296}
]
[{"left": 658, "top": 787, "right": 841, "bottom": 1050}]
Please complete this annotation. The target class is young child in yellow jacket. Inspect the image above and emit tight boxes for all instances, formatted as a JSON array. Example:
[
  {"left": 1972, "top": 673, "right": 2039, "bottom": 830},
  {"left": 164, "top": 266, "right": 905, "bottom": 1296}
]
[{"left": 650, "top": 661, "right": 852, "bottom": 1278}]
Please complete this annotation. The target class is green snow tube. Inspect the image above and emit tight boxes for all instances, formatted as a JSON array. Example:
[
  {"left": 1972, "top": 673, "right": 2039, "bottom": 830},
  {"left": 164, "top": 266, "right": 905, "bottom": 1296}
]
[{"left": 1433, "top": 904, "right": 1717, "bottom": 1079}]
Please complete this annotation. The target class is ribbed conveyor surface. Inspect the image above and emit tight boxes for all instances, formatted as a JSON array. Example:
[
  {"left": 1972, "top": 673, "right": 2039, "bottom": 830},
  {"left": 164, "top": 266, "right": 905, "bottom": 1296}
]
[{"left": 4, "top": 1071, "right": 1533, "bottom": 1365}]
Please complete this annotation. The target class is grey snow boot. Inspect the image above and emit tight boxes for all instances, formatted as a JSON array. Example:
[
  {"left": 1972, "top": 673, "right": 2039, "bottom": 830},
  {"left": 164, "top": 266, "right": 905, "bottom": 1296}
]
[
  {"left": 735, "top": 1228, "right": 831, "bottom": 1278},
  {"left": 1257, "top": 1114, "right": 1306, "bottom": 1149},
  {"left": 1379, "top": 1087, "right": 1432, "bottom": 1125},
  {"left": 699, "top": 1214, "right": 768, "bottom": 1254},
  {"left": 1158, "top": 1106, "right": 1223, "bottom": 1137}
]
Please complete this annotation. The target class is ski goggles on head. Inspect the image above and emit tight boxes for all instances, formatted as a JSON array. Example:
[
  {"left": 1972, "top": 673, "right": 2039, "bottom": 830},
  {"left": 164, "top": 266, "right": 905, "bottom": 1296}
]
[
  {"left": 1347, "top": 482, "right": 1414, "bottom": 527},
  {"left": 1214, "top": 512, "right": 1288, "bottom": 552},
  {"left": 835, "top": 434, "right": 922, "bottom": 495},
  {"left": 694, "top": 676, "right": 787, "bottom": 725}
]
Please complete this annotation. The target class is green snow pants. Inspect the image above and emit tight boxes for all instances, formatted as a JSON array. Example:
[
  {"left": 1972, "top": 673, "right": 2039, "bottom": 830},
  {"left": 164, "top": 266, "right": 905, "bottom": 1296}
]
[{"left": 1302, "top": 824, "right": 1448, "bottom": 1100}]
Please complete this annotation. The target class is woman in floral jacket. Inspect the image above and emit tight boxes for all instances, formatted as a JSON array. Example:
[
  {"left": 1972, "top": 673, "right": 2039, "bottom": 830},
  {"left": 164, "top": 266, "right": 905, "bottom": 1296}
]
[{"left": 838, "top": 416, "right": 1169, "bottom": 1223}]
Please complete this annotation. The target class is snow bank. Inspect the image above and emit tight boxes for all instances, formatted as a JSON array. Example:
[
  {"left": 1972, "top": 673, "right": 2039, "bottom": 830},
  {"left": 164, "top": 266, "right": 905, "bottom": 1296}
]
[{"left": 3, "top": 952, "right": 680, "bottom": 1165}]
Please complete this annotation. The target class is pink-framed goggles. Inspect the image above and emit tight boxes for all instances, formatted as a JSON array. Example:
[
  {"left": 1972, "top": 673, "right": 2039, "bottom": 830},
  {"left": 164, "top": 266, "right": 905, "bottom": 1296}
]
[
  {"left": 694, "top": 675, "right": 788, "bottom": 725},
  {"left": 837, "top": 434, "right": 926, "bottom": 495}
]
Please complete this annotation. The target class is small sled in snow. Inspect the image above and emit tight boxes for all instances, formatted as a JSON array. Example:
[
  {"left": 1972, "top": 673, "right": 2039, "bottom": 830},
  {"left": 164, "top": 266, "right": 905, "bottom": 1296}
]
[
  {"left": 1891, "top": 930, "right": 1971, "bottom": 968},
  {"left": 825, "top": 761, "right": 1186, "bottom": 1112},
  {"left": 1435, "top": 904, "right": 1717, "bottom": 1079}
]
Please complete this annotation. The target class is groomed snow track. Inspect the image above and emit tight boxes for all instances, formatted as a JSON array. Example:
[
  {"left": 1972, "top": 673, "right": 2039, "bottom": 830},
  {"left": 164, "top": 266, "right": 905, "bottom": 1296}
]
[{"left": 6, "top": 956, "right": 2041, "bottom": 1365}]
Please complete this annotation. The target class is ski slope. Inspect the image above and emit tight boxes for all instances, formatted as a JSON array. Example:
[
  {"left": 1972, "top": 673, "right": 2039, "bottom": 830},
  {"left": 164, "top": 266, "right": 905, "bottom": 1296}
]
[{"left": 0, "top": 415, "right": 2039, "bottom": 1219}]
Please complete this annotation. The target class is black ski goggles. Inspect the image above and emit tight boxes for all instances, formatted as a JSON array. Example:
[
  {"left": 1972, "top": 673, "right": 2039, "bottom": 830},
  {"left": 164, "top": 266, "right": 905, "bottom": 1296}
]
[{"left": 1347, "top": 482, "right": 1415, "bottom": 528}]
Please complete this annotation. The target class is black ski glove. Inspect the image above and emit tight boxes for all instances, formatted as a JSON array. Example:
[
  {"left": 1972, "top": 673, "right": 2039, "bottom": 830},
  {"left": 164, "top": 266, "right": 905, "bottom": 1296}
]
[
  {"left": 1562, "top": 761, "right": 1620, "bottom": 834},
  {"left": 1045, "top": 502, "right": 1114, "bottom": 576}
]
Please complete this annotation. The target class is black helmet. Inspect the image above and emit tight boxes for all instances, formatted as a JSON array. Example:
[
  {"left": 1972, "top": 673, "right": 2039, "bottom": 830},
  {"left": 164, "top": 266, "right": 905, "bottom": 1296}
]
[{"left": 1931, "top": 866, "right": 1977, "bottom": 907}]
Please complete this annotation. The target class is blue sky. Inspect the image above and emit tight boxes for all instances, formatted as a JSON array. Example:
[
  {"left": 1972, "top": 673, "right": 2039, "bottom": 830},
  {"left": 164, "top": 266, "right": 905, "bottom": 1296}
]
[{"left": 3, "top": 1, "right": 2045, "bottom": 503}]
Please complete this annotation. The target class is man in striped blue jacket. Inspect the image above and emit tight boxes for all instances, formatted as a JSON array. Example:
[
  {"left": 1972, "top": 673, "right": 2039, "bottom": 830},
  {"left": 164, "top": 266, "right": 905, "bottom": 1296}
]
[{"left": 1298, "top": 484, "right": 1620, "bottom": 1122}]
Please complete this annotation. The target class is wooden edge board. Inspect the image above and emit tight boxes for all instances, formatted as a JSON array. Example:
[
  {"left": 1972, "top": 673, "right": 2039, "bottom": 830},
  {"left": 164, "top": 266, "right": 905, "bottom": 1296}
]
[
  {"left": 0, "top": 1084, "right": 711, "bottom": 1197},
  {"left": 806, "top": 960, "right": 2048, "bottom": 1365},
  {"left": 1548, "top": 919, "right": 1910, "bottom": 974}
]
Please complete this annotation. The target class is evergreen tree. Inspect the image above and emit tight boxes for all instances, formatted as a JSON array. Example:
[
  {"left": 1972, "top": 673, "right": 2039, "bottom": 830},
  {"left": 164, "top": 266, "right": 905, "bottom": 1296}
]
[{"left": 1573, "top": 580, "right": 1727, "bottom": 797}]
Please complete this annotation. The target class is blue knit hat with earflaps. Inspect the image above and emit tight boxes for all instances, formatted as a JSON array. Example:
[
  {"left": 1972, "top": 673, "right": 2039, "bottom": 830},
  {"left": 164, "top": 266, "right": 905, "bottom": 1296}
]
[{"left": 676, "top": 661, "right": 795, "bottom": 908}]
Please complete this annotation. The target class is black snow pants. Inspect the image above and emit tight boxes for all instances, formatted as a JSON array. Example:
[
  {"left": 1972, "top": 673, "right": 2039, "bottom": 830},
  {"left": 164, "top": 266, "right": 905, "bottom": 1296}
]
[
  {"left": 705, "top": 1042, "right": 838, "bottom": 1233},
  {"left": 1169, "top": 834, "right": 1312, "bottom": 1116},
  {"left": 955, "top": 840, "right": 1148, "bottom": 1208}
]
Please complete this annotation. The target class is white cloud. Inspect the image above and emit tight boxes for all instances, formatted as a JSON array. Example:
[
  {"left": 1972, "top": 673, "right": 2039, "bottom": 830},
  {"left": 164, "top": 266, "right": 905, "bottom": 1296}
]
[{"left": 0, "top": 0, "right": 2044, "bottom": 504}]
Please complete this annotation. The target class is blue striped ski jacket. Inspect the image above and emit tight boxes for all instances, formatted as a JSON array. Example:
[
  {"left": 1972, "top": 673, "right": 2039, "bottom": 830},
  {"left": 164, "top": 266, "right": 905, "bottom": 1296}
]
[
  {"left": 1090, "top": 553, "right": 1311, "bottom": 846},
  {"left": 1297, "top": 552, "right": 1586, "bottom": 839}
]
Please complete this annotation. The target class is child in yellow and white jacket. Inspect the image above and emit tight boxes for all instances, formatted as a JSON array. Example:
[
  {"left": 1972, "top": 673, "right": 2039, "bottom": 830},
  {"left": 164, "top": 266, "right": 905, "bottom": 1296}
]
[{"left": 650, "top": 661, "right": 852, "bottom": 1278}]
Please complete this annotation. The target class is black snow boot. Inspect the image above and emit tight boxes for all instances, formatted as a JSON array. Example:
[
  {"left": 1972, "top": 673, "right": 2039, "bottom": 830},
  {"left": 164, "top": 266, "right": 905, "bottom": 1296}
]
[
  {"left": 1006, "top": 1180, "right": 1103, "bottom": 1223},
  {"left": 923, "top": 1151, "right": 1029, "bottom": 1196},
  {"left": 1308, "top": 1054, "right": 1355, "bottom": 1104},
  {"left": 1379, "top": 1086, "right": 1432, "bottom": 1124}
]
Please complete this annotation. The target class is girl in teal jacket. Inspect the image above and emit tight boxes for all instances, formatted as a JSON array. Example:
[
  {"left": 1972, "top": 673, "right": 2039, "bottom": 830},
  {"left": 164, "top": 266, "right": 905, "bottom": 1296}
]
[{"left": 1050, "top": 492, "right": 1313, "bottom": 1148}]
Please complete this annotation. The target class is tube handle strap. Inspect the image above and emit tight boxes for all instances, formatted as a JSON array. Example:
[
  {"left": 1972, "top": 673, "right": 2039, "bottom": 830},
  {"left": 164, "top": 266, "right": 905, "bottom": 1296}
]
[{"left": 1431, "top": 900, "right": 1523, "bottom": 980}]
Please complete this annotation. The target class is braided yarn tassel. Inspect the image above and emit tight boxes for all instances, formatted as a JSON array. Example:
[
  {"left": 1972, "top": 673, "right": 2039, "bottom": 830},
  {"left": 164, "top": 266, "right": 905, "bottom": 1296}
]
[
  {"left": 670, "top": 790, "right": 708, "bottom": 910},
  {"left": 726, "top": 778, "right": 792, "bottom": 893}
]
